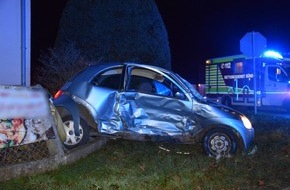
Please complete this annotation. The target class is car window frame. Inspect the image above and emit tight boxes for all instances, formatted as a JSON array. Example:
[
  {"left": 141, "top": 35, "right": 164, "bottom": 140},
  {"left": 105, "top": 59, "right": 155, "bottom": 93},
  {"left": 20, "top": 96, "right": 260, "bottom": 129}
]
[
  {"left": 90, "top": 65, "right": 124, "bottom": 91},
  {"left": 125, "top": 65, "right": 189, "bottom": 101}
]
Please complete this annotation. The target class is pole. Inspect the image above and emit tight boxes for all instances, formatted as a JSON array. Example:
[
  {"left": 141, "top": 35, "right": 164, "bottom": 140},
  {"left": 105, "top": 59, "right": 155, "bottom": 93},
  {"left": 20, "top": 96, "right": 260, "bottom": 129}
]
[
  {"left": 252, "top": 31, "right": 257, "bottom": 114},
  {"left": 21, "top": 0, "right": 26, "bottom": 86}
]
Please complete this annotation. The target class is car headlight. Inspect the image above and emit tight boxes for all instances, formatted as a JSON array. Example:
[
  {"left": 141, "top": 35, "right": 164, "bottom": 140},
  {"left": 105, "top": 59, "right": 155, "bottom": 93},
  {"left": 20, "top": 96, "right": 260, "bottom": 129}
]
[{"left": 240, "top": 115, "right": 252, "bottom": 129}]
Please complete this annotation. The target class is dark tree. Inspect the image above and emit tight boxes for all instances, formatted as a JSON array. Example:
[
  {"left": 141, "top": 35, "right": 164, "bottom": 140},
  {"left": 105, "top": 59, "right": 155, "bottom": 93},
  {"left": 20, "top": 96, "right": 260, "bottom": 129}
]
[{"left": 55, "top": 0, "right": 171, "bottom": 70}]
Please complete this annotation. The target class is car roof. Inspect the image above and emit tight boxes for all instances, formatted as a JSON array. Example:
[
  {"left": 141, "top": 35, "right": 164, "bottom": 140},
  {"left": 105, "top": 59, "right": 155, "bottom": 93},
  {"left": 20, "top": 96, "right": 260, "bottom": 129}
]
[{"left": 71, "top": 62, "right": 172, "bottom": 82}]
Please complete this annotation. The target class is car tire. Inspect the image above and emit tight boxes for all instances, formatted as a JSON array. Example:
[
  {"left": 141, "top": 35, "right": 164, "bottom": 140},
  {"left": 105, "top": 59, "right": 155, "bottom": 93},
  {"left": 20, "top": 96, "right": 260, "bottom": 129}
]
[
  {"left": 61, "top": 115, "right": 90, "bottom": 149},
  {"left": 203, "top": 128, "right": 237, "bottom": 157}
]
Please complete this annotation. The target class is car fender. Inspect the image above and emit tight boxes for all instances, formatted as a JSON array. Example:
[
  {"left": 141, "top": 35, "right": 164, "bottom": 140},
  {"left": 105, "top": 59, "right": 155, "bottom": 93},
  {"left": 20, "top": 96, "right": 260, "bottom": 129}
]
[
  {"left": 53, "top": 94, "right": 81, "bottom": 136},
  {"left": 201, "top": 117, "right": 255, "bottom": 151}
]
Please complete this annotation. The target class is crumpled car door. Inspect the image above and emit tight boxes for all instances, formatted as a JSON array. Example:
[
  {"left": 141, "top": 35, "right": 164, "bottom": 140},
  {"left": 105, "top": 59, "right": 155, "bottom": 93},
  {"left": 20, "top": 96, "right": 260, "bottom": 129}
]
[{"left": 117, "top": 91, "right": 195, "bottom": 139}]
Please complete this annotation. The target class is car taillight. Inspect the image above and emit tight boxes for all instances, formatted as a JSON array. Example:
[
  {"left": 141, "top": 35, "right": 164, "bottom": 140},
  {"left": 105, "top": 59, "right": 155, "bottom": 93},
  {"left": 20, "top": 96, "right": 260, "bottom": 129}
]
[{"left": 54, "top": 90, "right": 64, "bottom": 99}]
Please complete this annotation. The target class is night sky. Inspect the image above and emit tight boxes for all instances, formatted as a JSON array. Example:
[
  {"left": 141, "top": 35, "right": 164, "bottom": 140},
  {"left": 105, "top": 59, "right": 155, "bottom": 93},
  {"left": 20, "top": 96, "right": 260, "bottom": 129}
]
[{"left": 32, "top": 0, "right": 290, "bottom": 83}]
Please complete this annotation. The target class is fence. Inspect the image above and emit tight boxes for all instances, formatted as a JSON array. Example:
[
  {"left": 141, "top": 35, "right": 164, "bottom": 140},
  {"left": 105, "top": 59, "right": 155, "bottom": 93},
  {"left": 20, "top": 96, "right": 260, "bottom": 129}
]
[
  {"left": 1, "top": 140, "right": 50, "bottom": 166},
  {"left": 0, "top": 86, "right": 106, "bottom": 181},
  {"left": 0, "top": 104, "right": 106, "bottom": 181}
]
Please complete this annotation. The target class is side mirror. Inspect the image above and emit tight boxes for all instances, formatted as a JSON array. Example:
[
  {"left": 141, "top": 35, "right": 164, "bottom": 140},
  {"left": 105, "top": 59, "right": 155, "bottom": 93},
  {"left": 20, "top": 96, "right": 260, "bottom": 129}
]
[{"left": 174, "top": 92, "right": 186, "bottom": 100}]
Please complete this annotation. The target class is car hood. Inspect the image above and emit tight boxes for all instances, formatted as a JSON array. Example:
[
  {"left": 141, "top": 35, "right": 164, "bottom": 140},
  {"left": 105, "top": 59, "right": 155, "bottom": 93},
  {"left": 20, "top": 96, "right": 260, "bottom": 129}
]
[{"left": 193, "top": 99, "right": 243, "bottom": 121}]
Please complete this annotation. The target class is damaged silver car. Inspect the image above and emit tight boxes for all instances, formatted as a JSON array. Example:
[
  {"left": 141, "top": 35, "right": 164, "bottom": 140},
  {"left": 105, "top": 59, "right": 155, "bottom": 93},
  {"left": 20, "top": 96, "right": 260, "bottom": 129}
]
[{"left": 53, "top": 62, "right": 254, "bottom": 157}]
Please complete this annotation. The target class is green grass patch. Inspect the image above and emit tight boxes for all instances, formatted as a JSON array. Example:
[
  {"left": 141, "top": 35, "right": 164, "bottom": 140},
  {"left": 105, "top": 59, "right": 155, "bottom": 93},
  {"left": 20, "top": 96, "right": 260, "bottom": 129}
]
[{"left": 1, "top": 112, "right": 289, "bottom": 190}]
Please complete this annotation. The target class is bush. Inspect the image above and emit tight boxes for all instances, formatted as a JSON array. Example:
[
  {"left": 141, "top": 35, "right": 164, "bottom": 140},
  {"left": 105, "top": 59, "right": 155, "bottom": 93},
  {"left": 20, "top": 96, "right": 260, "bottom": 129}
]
[{"left": 34, "top": 42, "right": 94, "bottom": 94}]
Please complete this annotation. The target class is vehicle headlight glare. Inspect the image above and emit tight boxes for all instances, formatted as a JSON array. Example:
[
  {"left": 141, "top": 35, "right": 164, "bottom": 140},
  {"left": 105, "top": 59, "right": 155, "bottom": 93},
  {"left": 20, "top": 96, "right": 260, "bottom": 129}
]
[{"left": 241, "top": 115, "right": 252, "bottom": 129}]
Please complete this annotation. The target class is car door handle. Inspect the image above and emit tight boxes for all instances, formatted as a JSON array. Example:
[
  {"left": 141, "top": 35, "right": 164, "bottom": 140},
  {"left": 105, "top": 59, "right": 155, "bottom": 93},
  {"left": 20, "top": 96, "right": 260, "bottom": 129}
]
[{"left": 126, "top": 96, "right": 135, "bottom": 100}]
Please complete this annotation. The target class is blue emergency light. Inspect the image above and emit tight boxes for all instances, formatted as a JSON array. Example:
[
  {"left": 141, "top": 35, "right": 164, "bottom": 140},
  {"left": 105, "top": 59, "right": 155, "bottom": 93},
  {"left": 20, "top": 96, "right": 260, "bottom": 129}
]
[{"left": 262, "top": 50, "right": 283, "bottom": 59}]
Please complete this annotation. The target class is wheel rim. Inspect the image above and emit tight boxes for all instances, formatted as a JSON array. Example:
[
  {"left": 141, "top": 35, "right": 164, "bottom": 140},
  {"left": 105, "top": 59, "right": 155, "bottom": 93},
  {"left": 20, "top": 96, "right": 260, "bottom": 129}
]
[
  {"left": 208, "top": 132, "right": 232, "bottom": 155},
  {"left": 63, "top": 120, "right": 84, "bottom": 146}
]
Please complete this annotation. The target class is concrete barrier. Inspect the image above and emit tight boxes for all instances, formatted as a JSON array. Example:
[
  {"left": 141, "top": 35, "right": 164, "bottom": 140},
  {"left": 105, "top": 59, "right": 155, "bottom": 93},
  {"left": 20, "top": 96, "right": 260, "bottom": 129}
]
[{"left": 0, "top": 85, "right": 107, "bottom": 181}]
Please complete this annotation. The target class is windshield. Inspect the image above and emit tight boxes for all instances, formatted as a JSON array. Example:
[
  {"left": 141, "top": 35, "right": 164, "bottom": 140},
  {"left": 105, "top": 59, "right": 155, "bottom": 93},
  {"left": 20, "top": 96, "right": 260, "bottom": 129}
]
[
  {"left": 173, "top": 73, "right": 206, "bottom": 102},
  {"left": 282, "top": 66, "right": 290, "bottom": 78}
]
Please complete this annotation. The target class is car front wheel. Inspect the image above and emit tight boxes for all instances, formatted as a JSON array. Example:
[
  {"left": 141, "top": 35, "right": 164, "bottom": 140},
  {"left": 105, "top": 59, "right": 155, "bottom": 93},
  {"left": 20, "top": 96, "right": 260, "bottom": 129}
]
[
  {"left": 203, "top": 129, "right": 237, "bottom": 157},
  {"left": 62, "top": 116, "right": 90, "bottom": 149}
]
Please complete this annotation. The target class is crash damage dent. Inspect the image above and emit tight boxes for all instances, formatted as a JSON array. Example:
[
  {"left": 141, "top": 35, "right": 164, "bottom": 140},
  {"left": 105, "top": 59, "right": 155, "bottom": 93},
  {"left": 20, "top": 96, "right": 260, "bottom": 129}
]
[
  {"left": 97, "top": 91, "right": 201, "bottom": 142},
  {"left": 95, "top": 91, "right": 123, "bottom": 134},
  {"left": 196, "top": 104, "right": 255, "bottom": 150}
]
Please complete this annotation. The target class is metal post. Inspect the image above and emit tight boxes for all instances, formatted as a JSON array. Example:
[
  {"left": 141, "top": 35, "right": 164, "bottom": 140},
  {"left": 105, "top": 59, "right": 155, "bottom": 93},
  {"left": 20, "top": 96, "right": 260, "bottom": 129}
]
[
  {"left": 21, "top": 0, "right": 26, "bottom": 86},
  {"left": 252, "top": 31, "right": 257, "bottom": 114}
]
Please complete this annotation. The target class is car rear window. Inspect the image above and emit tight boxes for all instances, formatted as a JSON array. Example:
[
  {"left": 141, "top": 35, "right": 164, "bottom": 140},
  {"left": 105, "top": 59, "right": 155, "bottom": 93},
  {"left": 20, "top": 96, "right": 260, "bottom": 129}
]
[{"left": 91, "top": 68, "right": 122, "bottom": 90}]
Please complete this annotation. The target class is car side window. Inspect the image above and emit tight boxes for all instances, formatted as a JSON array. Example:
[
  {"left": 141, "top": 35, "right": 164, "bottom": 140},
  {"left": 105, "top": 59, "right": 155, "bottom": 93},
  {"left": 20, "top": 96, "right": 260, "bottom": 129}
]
[
  {"left": 155, "top": 77, "right": 187, "bottom": 100},
  {"left": 268, "top": 66, "right": 288, "bottom": 82},
  {"left": 127, "top": 67, "right": 187, "bottom": 100},
  {"left": 91, "top": 67, "right": 122, "bottom": 90}
]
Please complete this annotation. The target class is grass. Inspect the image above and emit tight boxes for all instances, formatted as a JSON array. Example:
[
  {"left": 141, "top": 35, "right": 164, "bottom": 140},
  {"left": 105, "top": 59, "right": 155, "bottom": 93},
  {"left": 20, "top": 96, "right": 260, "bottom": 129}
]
[{"left": 0, "top": 111, "right": 289, "bottom": 190}]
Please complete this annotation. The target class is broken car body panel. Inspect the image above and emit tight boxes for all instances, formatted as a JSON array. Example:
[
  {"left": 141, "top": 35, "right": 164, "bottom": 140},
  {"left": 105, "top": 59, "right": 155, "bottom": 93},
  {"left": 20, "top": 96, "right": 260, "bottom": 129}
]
[{"left": 53, "top": 62, "right": 254, "bottom": 151}]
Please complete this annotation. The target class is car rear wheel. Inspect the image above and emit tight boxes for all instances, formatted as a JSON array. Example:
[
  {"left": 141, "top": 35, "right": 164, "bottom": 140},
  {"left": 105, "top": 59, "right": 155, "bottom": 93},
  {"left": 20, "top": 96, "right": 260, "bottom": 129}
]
[
  {"left": 203, "top": 129, "right": 237, "bottom": 157},
  {"left": 62, "top": 116, "right": 90, "bottom": 149}
]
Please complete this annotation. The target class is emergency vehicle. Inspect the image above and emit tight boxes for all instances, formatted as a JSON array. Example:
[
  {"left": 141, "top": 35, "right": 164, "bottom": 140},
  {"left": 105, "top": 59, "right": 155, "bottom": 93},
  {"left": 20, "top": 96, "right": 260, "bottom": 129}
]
[{"left": 205, "top": 50, "right": 290, "bottom": 111}]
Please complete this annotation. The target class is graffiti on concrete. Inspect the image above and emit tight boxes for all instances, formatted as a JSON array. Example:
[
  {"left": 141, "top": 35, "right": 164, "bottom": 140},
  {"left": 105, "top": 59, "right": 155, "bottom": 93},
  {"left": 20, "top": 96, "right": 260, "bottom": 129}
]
[
  {"left": 0, "top": 86, "right": 54, "bottom": 148},
  {"left": 0, "top": 118, "right": 53, "bottom": 149}
]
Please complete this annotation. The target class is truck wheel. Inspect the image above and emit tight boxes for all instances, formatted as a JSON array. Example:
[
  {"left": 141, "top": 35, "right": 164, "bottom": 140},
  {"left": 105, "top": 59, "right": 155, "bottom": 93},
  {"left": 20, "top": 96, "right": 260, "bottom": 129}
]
[
  {"left": 62, "top": 115, "right": 90, "bottom": 149},
  {"left": 203, "top": 129, "right": 237, "bottom": 157}
]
